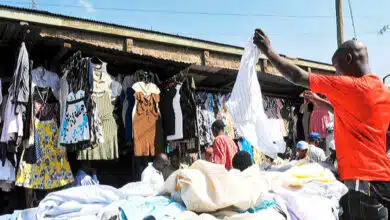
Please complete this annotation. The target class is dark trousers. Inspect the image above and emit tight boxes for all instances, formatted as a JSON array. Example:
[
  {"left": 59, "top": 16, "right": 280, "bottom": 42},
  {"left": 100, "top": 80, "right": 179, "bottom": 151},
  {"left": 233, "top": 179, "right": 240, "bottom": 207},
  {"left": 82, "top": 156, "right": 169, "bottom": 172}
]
[{"left": 341, "top": 181, "right": 390, "bottom": 220}]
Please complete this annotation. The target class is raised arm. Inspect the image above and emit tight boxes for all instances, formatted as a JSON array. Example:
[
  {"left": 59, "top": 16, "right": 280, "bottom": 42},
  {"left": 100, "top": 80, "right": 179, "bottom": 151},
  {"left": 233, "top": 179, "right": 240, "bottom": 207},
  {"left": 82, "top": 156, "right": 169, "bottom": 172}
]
[
  {"left": 302, "top": 91, "right": 334, "bottom": 113},
  {"left": 253, "top": 29, "right": 309, "bottom": 89}
]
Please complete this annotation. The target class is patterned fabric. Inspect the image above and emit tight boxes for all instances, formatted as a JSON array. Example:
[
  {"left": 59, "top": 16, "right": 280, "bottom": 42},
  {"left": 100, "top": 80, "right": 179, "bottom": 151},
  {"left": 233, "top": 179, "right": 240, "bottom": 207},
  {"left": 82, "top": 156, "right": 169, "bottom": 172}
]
[
  {"left": 89, "top": 103, "right": 104, "bottom": 145},
  {"left": 77, "top": 92, "right": 118, "bottom": 160},
  {"left": 60, "top": 90, "right": 90, "bottom": 145},
  {"left": 16, "top": 120, "right": 74, "bottom": 189}
]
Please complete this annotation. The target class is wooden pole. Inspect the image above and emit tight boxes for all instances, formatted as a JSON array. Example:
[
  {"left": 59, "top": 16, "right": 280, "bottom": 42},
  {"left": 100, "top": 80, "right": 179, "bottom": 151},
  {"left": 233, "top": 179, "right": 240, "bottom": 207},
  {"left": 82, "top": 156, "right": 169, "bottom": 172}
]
[{"left": 336, "top": 0, "right": 344, "bottom": 47}]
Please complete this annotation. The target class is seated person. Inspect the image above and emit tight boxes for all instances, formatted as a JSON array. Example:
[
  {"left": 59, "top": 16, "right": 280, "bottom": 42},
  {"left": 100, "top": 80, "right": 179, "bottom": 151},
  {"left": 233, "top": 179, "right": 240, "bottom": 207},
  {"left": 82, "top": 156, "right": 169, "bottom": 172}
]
[
  {"left": 141, "top": 153, "right": 169, "bottom": 191},
  {"left": 163, "top": 151, "right": 180, "bottom": 180},
  {"left": 296, "top": 140, "right": 326, "bottom": 163},
  {"left": 232, "top": 151, "right": 253, "bottom": 171},
  {"left": 73, "top": 163, "right": 99, "bottom": 187}
]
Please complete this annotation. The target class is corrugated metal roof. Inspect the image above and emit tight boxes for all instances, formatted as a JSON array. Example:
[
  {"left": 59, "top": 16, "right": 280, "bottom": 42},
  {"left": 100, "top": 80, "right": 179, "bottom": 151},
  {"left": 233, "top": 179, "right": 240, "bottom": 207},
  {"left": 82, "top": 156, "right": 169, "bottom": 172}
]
[
  {"left": 0, "top": 4, "right": 243, "bottom": 50},
  {"left": 0, "top": 4, "right": 334, "bottom": 69}
]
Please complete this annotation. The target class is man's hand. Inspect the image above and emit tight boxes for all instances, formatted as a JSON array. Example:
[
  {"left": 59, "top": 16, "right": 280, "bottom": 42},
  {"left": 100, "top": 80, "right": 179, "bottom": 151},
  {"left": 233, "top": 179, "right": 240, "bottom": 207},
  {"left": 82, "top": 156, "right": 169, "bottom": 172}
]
[
  {"left": 252, "top": 28, "right": 309, "bottom": 88},
  {"left": 302, "top": 91, "right": 322, "bottom": 103},
  {"left": 302, "top": 90, "right": 334, "bottom": 113},
  {"left": 253, "top": 29, "right": 271, "bottom": 55}
]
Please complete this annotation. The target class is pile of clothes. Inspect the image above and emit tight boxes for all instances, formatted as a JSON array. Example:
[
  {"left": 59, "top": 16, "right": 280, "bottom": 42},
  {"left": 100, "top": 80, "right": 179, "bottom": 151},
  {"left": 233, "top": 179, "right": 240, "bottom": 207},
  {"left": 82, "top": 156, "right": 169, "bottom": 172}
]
[{"left": 0, "top": 160, "right": 347, "bottom": 220}]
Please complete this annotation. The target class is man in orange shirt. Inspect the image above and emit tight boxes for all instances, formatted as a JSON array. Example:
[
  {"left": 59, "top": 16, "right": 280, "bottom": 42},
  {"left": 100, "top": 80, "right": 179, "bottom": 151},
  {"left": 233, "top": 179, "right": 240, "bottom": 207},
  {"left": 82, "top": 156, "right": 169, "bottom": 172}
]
[{"left": 254, "top": 29, "right": 390, "bottom": 219}]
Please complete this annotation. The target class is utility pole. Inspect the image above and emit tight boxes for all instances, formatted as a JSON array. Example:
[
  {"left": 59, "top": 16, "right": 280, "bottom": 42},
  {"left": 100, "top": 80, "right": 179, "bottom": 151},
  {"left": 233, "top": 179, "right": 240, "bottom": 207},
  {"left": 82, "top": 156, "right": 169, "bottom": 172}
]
[
  {"left": 336, "top": 0, "right": 344, "bottom": 47},
  {"left": 32, "top": 0, "right": 36, "bottom": 9}
]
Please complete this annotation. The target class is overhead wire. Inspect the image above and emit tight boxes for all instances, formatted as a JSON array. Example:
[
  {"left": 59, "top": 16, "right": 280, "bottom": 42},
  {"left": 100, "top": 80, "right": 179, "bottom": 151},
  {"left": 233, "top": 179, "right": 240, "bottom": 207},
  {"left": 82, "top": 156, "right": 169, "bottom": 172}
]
[
  {"left": 0, "top": 0, "right": 384, "bottom": 20},
  {"left": 0, "top": 0, "right": 380, "bottom": 38}
]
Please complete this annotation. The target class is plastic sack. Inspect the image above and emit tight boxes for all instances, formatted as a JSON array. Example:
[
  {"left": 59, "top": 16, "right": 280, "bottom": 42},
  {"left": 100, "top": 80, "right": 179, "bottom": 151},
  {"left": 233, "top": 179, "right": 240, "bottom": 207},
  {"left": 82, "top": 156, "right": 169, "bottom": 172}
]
[
  {"left": 163, "top": 160, "right": 271, "bottom": 213},
  {"left": 226, "top": 39, "right": 285, "bottom": 159}
]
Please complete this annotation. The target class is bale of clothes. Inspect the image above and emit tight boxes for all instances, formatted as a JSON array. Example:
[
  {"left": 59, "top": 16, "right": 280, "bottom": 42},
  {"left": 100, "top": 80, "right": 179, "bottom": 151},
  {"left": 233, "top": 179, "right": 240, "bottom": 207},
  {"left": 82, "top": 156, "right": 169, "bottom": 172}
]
[{"left": 0, "top": 159, "right": 348, "bottom": 220}]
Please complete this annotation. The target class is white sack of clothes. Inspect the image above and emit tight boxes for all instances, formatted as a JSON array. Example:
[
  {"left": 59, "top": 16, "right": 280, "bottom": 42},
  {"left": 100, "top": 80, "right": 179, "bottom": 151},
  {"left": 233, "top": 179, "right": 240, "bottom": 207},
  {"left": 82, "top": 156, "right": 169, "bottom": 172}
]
[
  {"left": 119, "top": 181, "right": 161, "bottom": 198},
  {"left": 226, "top": 39, "right": 285, "bottom": 159},
  {"left": 273, "top": 163, "right": 348, "bottom": 220},
  {"left": 176, "top": 208, "right": 286, "bottom": 220},
  {"left": 163, "top": 160, "right": 272, "bottom": 213},
  {"left": 36, "top": 185, "right": 126, "bottom": 220}
]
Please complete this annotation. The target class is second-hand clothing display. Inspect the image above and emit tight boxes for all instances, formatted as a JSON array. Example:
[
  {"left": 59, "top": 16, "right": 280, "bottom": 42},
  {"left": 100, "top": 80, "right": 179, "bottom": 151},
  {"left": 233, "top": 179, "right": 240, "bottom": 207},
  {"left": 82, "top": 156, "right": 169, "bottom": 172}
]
[
  {"left": 16, "top": 68, "right": 73, "bottom": 190},
  {"left": 77, "top": 61, "right": 119, "bottom": 160},
  {"left": 167, "top": 84, "right": 183, "bottom": 141},
  {"left": 59, "top": 56, "right": 91, "bottom": 151},
  {"left": 77, "top": 92, "right": 118, "bottom": 160},
  {"left": 132, "top": 81, "right": 163, "bottom": 156}
]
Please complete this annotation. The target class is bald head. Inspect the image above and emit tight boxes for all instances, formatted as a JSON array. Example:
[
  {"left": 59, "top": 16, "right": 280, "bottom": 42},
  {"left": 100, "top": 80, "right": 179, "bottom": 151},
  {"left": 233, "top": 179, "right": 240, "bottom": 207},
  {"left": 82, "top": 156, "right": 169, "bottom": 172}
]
[{"left": 332, "top": 40, "right": 370, "bottom": 77}]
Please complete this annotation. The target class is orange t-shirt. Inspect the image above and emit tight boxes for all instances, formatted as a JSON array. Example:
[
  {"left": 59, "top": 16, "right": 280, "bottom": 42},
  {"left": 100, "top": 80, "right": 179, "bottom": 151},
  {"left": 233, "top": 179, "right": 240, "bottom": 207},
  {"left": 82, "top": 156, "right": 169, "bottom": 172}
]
[{"left": 310, "top": 73, "right": 390, "bottom": 181}]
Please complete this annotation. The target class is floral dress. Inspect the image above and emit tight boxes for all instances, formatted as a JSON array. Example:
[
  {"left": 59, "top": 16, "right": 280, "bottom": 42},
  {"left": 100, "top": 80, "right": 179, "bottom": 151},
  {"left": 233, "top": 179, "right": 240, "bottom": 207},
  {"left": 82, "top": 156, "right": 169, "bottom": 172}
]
[{"left": 16, "top": 87, "right": 73, "bottom": 189}]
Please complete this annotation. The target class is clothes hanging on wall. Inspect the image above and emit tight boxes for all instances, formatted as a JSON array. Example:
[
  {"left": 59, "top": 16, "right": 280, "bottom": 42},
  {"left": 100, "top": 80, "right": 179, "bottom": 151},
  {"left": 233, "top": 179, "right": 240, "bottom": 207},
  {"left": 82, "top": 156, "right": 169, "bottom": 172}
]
[
  {"left": 180, "top": 77, "right": 198, "bottom": 140},
  {"left": 160, "top": 83, "right": 177, "bottom": 137},
  {"left": 10, "top": 42, "right": 30, "bottom": 127},
  {"left": 167, "top": 84, "right": 183, "bottom": 141},
  {"left": 122, "top": 75, "right": 136, "bottom": 144},
  {"left": 300, "top": 101, "right": 312, "bottom": 141},
  {"left": 309, "top": 104, "right": 330, "bottom": 138},
  {"left": 16, "top": 68, "right": 73, "bottom": 189},
  {"left": 197, "top": 92, "right": 235, "bottom": 147},
  {"left": 77, "top": 61, "right": 119, "bottom": 160},
  {"left": 132, "top": 81, "right": 163, "bottom": 156},
  {"left": 59, "top": 57, "right": 91, "bottom": 151}
]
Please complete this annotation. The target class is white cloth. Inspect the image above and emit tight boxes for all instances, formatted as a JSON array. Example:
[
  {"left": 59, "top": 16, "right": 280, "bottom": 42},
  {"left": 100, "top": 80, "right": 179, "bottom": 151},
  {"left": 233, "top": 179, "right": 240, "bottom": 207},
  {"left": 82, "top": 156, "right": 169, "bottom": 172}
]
[
  {"left": 110, "top": 77, "right": 122, "bottom": 102},
  {"left": 226, "top": 39, "right": 285, "bottom": 159},
  {"left": 0, "top": 158, "right": 16, "bottom": 183},
  {"left": 163, "top": 160, "right": 273, "bottom": 213},
  {"left": 0, "top": 91, "right": 23, "bottom": 142},
  {"left": 132, "top": 82, "right": 161, "bottom": 122},
  {"left": 167, "top": 84, "right": 183, "bottom": 141},
  {"left": 31, "top": 67, "right": 60, "bottom": 99},
  {"left": 141, "top": 163, "right": 165, "bottom": 193},
  {"left": 36, "top": 185, "right": 126, "bottom": 220}
]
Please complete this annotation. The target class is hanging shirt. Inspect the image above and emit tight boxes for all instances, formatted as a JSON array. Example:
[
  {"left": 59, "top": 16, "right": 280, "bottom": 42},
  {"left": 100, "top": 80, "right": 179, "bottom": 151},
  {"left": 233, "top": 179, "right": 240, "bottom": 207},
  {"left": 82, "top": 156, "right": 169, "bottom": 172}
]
[
  {"left": 310, "top": 73, "right": 390, "bottom": 181},
  {"left": 226, "top": 40, "right": 286, "bottom": 159},
  {"left": 212, "top": 135, "right": 238, "bottom": 170}
]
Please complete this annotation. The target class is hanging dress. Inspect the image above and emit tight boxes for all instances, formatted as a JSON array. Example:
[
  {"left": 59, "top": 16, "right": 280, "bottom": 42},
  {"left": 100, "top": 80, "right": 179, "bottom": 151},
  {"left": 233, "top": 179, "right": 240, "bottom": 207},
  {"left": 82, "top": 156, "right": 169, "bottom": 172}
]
[
  {"left": 77, "top": 61, "right": 118, "bottom": 160},
  {"left": 77, "top": 91, "right": 118, "bottom": 160},
  {"left": 16, "top": 87, "right": 73, "bottom": 189},
  {"left": 132, "top": 82, "right": 163, "bottom": 156}
]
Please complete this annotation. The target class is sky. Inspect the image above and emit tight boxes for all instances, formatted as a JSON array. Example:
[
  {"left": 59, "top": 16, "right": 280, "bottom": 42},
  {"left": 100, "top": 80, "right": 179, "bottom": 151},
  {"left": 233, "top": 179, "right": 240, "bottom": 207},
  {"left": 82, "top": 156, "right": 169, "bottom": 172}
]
[{"left": 1, "top": 0, "right": 390, "bottom": 81}]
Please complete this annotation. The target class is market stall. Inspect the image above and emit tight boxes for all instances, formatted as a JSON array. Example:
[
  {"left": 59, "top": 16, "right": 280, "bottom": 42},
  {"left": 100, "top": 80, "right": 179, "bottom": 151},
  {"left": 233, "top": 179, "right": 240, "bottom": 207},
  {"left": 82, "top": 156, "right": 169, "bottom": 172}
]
[{"left": 0, "top": 6, "right": 336, "bottom": 215}]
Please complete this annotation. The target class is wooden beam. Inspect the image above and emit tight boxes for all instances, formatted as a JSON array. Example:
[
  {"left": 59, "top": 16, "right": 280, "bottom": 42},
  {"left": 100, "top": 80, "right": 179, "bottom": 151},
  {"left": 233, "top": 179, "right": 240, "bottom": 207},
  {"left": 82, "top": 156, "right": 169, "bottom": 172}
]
[
  {"left": 125, "top": 38, "right": 134, "bottom": 53},
  {"left": 53, "top": 42, "right": 71, "bottom": 62}
]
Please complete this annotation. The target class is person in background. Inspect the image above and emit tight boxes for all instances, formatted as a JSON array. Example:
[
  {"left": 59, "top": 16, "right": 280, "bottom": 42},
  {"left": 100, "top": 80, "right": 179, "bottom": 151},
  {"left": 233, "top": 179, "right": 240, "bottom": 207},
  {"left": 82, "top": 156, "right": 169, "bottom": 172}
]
[
  {"left": 254, "top": 29, "right": 390, "bottom": 219},
  {"left": 162, "top": 151, "right": 180, "bottom": 180},
  {"left": 73, "top": 163, "right": 99, "bottom": 187},
  {"left": 141, "top": 153, "right": 169, "bottom": 191},
  {"left": 296, "top": 140, "right": 326, "bottom": 163},
  {"left": 207, "top": 120, "right": 238, "bottom": 170},
  {"left": 232, "top": 151, "right": 253, "bottom": 171},
  {"left": 308, "top": 132, "right": 321, "bottom": 148}
]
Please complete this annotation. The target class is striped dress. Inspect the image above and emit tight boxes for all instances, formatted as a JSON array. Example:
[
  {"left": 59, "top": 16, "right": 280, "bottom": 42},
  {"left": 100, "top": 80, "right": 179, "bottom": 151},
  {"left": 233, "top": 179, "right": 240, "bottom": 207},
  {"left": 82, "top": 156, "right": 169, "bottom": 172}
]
[{"left": 77, "top": 92, "right": 118, "bottom": 160}]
